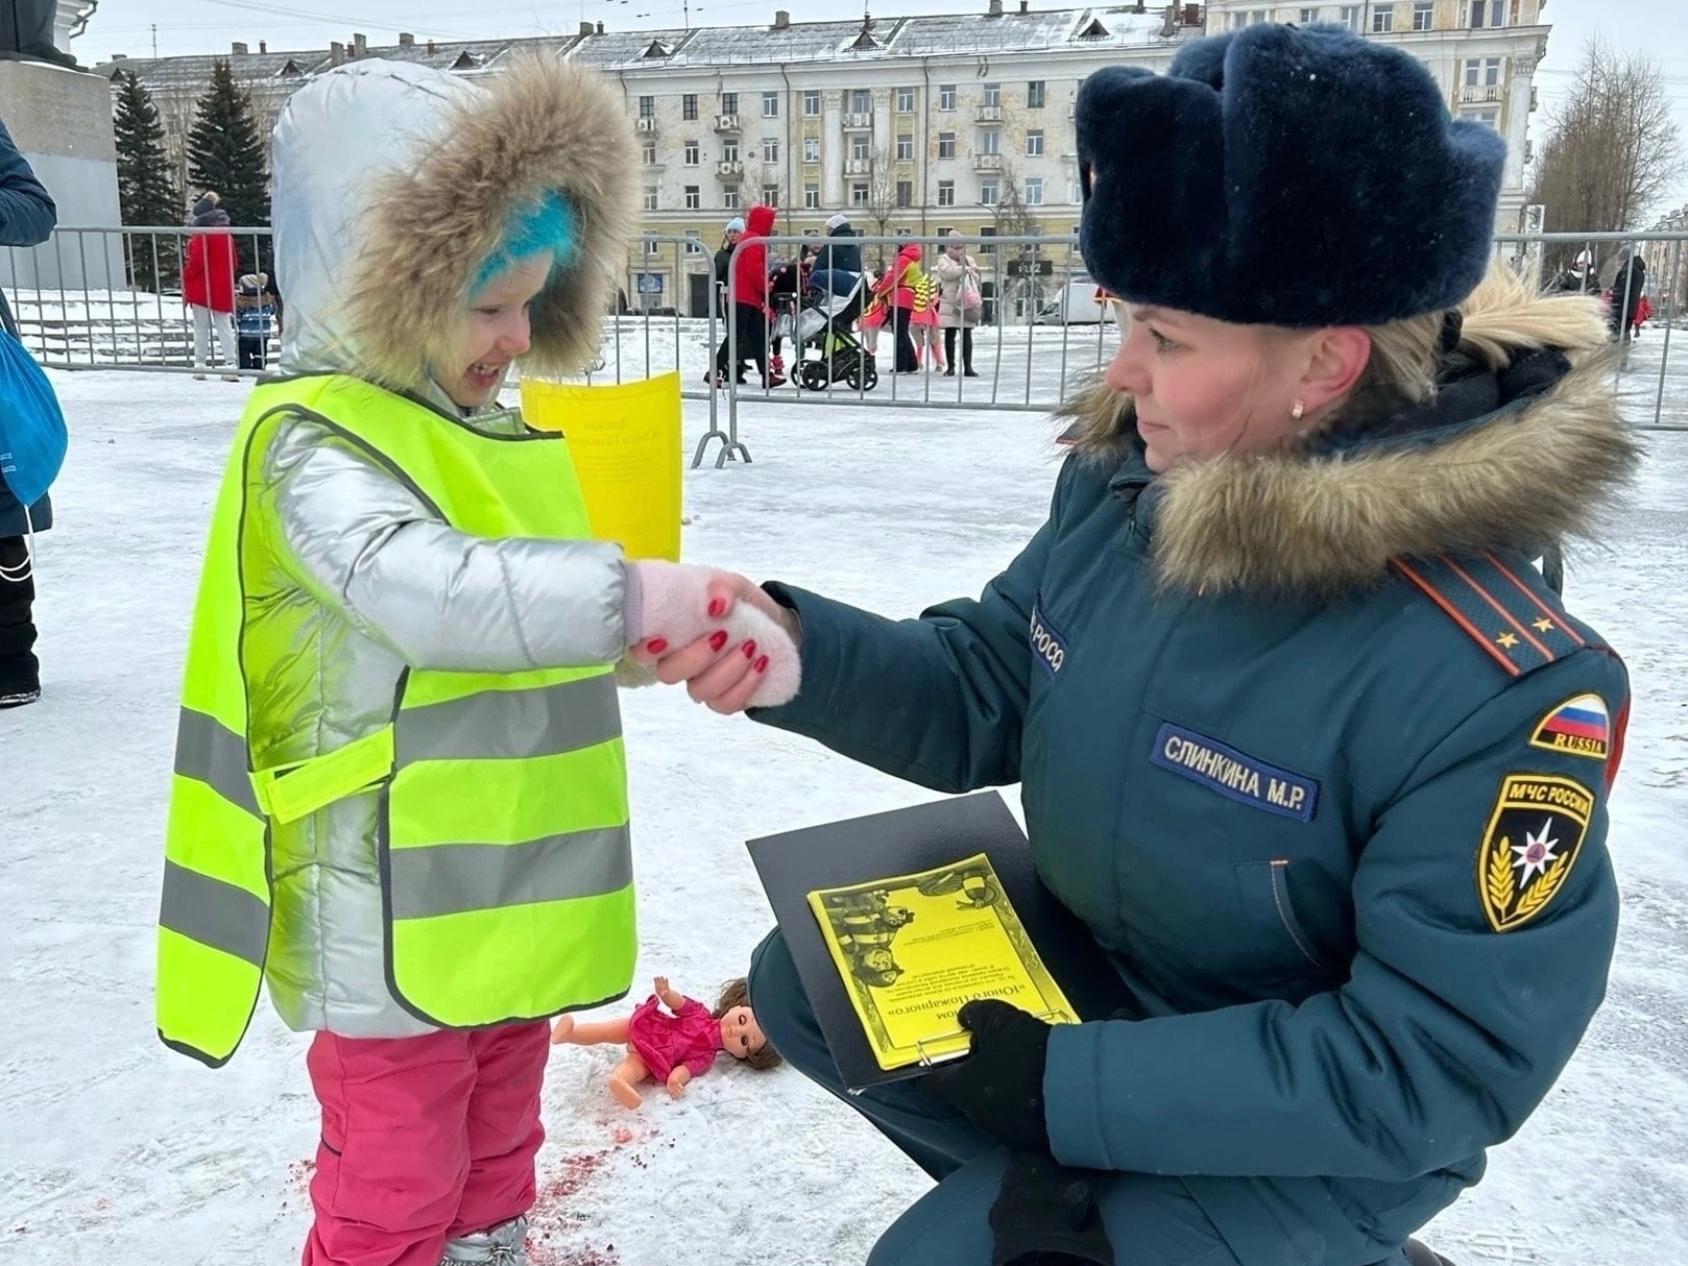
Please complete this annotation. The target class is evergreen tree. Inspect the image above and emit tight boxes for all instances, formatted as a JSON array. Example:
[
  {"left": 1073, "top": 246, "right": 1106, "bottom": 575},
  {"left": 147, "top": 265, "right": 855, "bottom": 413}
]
[
  {"left": 113, "top": 72, "right": 181, "bottom": 290},
  {"left": 186, "top": 60, "right": 271, "bottom": 274}
]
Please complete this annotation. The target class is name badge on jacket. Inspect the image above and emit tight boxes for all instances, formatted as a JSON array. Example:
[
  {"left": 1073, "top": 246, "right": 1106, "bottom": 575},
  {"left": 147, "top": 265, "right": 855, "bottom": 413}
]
[
  {"left": 1151, "top": 723, "right": 1319, "bottom": 823},
  {"left": 1029, "top": 603, "right": 1068, "bottom": 675}
]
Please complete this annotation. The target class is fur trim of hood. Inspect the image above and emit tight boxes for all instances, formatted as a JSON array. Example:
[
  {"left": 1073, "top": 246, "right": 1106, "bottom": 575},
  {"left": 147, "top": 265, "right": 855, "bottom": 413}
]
[
  {"left": 346, "top": 56, "right": 636, "bottom": 390},
  {"left": 271, "top": 57, "right": 635, "bottom": 396},
  {"left": 1060, "top": 267, "right": 1641, "bottom": 597}
]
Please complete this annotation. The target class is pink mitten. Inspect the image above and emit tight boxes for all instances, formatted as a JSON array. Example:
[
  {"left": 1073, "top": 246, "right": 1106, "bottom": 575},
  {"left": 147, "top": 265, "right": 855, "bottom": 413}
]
[{"left": 627, "top": 562, "right": 801, "bottom": 707}]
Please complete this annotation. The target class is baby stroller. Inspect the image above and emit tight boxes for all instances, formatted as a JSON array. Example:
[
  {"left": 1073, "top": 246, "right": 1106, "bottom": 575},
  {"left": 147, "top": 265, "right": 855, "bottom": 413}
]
[{"left": 794, "top": 275, "right": 878, "bottom": 392}]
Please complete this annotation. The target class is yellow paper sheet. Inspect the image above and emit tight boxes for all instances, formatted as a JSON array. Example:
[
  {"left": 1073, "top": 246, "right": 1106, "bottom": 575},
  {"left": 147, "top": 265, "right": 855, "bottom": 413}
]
[{"left": 807, "top": 853, "right": 1078, "bottom": 1072}]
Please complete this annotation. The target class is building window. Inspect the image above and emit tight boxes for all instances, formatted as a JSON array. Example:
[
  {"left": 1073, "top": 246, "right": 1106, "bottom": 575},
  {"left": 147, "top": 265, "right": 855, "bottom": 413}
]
[
  {"left": 804, "top": 89, "right": 821, "bottom": 116},
  {"left": 850, "top": 182, "right": 869, "bottom": 208},
  {"left": 1024, "top": 177, "right": 1043, "bottom": 206},
  {"left": 978, "top": 225, "right": 995, "bottom": 254},
  {"left": 644, "top": 238, "right": 661, "bottom": 257},
  {"left": 1338, "top": 5, "right": 1361, "bottom": 29},
  {"left": 1461, "top": 108, "right": 1500, "bottom": 128},
  {"left": 939, "top": 84, "right": 957, "bottom": 111},
  {"left": 684, "top": 230, "right": 704, "bottom": 254},
  {"left": 724, "top": 187, "right": 740, "bottom": 209},
  {"left": 804, "top": 182, "right": 821, "bottom": 209},
  {"left": 896, "top": 180, "right": 913, "bottom": 208},
  {"left": 763, "top": 184, "right": 780, "bottom": 207},
  {"left": 1299, "top": 7, "right": 1319, "bottom": 22},
  {"left": 721, "top": 91, "right": 738, "bottom": 115},
  {"left": 851, "top": 135, "right": 871, "bottom": 161},
  {"left": 763, "top": 137, "right": 780, "bottom": 163},
  {"left": 980, "top": 179, "right": 999, "bottom": 206},
  {"left": 643, "top": 186, "right": 659, "bottom": 211},
  {"left": 982, "top": 82, "right": 1001, "bottom": 108},
  {"left": 1027, "top": 80, "right": 1045, "bottom": 109},
  {"left": 1026, "top": 129, "right": 1044, "bottom": 157},
  {"left": 850, "top": 88, "right": 871, "bottom": 114},
  {"left": 642, "top": 141, "right": 658, "bottom": 165},
  {"left": 684, "top": 140, "right": 700, "bottom": 165},
  {"left": 896, "top": 133, "right": 914, "bottom": 161},
  {"left": 762, "top": 91, "right": 780, "bottom": 117},
  {"left": 937, "top": 180, "right": 956, "bottom": 207},
  {"left": 1469, "top": 0, "right": 1505, "bottom": 27},
  {"left": 938, "top": 132, "right": 957, "bottom": 159},
  {"left": 1413, "top": 2, "right": 1434, "bottom": 29},
  {"left": 682, "top": 93, "right": 698, "bottom": 121},
  {"left": 722, "top": 138, "right": 740, "bottom": 161},
  {"left": 1373, "top": 6, "right": 1393, "bottom": 31},
  {"left": 978, "top": 129, "right": 1000, "bottom": 156},
  {"left": 896, "top": 86, "right": 915, "bottom": 113},
  {"left": 804, "top": 136, "right": 820, "bottom": 163},
  {"left": 685, "top": 185, "right": 700, "bottom": 210},
  {"left": 1069, "top": 177, "right": 1083, "bottom": 204},
  {"left": 1464, "top": 56, "right": 1504, "bottom": 87},
  {"left": 638, "top": 95, "right": 655, "bottom": 119}
]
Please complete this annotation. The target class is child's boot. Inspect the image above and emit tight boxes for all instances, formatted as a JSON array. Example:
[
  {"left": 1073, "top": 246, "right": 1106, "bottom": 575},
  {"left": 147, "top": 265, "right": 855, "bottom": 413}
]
[{"left": 441, "top": 1215, "right": 529, "bottom": 1265}]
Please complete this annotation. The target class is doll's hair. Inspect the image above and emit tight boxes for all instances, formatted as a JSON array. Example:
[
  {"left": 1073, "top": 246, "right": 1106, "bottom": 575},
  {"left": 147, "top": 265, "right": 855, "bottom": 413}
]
[{"left": 715, "top": 977, "right": 783, "bottom": 1072}]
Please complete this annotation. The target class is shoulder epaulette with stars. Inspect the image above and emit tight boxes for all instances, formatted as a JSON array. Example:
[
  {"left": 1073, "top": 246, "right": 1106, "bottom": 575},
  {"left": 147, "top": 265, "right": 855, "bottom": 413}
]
[{"left": 1390, "top": 552, "right": 1599, "bottom": 678}]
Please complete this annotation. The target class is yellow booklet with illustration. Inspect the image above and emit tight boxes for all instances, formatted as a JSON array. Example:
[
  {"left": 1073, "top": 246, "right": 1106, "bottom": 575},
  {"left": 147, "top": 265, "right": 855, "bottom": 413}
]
[{"left": 807, "top": 853, "right": 1080, "bottom": 1072}]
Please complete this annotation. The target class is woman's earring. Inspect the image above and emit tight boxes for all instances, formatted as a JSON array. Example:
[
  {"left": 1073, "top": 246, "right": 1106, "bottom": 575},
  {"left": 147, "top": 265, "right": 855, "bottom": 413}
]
[{"left": 1291, "top": 399, "right": 1305, "bottom": 421}]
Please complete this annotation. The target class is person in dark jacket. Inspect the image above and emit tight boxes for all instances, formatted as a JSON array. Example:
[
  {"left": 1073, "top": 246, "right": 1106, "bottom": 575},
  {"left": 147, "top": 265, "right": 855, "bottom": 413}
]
[
  {"left": 817, "top": 211, "right": 863, "bottom": 276},
  {"left": 811, "top": 212, "right": 865, "bottom": 303},
  {"left": 0, "top": 112, "right": 57, "bottom": 708},
  {"left": 712, "top": 215, "right": 743, "bottom": 321},
  {"left": 1606, "top": 247, "right": 1647, "bottom": 343},
  {"left": 634, "top": 24, "right": 1635, "bottom": 1266}
]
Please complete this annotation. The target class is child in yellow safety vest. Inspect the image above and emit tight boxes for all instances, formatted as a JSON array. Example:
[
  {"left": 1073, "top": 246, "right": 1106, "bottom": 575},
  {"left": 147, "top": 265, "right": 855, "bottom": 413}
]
[{"left": 155, "top": 56, "right": 798, "bottom": 1266}]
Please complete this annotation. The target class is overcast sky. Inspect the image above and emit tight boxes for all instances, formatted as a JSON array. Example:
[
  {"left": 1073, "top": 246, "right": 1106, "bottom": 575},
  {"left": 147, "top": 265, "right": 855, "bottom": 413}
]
[{"left": 79, "top": 0, "right": 1688, "bottom": 216}]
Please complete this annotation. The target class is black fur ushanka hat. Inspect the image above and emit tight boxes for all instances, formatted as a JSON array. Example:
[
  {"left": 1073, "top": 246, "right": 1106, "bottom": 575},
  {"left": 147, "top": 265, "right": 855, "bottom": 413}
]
[{"left": 1075, "top": 23, "right": 1507, "bottom": 328}]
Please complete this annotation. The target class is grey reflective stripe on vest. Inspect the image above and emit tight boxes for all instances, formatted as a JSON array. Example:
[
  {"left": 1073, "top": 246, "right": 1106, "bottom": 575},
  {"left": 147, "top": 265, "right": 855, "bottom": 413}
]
[
  {"left": 395, "top": 676, "right": 621, "bottom": 767},
  {"left": 387, "top": 824, "right": 632, "bottom": 920},
  {"left": 174, "top": 708, "right": 263, "bottom": 818},
  {"left": 159, "top": 860, "right": 269, "bottom": 967}
]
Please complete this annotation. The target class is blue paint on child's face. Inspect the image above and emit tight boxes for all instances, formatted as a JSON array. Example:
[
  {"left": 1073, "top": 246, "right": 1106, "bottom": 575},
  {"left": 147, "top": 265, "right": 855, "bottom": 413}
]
[{"left": 471, "top": 191, "right": 578, "bottom": 296}]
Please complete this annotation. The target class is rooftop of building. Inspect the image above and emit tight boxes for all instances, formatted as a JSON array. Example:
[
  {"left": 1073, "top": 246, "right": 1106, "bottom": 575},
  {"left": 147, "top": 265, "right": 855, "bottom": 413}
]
[{"left": 93, "top": 4, "right": 1201, "bottom": 85}]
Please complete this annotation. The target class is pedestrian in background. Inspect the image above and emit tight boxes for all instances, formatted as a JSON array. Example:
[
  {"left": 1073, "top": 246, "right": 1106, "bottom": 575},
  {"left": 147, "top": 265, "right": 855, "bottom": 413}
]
[
  {"left": 0, "top": 111, "right": 57, "bottom": 708},
  {"left": 183, "top": 191, "right": 240, "bottom": 380}
]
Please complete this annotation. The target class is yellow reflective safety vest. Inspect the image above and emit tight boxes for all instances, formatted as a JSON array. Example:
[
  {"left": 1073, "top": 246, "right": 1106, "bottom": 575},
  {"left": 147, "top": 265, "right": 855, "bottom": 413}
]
[{"left": 157, "top": 374, "right": 636, "bottom": 1066}]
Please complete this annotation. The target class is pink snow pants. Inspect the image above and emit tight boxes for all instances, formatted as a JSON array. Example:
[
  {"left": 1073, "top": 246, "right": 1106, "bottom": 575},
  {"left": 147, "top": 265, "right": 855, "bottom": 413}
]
[{"left": 302, "top": 1020, "right": 551, "bottom": 1266}]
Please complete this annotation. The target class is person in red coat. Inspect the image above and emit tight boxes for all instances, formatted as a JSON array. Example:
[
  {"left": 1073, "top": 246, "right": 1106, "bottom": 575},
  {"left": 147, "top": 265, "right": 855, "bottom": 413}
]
[
  {"left": 182, "top": 191, "right": 240, "bottom": 379},
  {"left": 712, "top": 202, "right": 782, "bottom": 387}
]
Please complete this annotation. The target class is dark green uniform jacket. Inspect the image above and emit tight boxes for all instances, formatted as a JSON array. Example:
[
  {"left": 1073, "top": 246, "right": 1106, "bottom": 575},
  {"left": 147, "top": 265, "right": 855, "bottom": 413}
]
[{"left": 754, "top": 277, "right": 1638, "bottom": 1256}]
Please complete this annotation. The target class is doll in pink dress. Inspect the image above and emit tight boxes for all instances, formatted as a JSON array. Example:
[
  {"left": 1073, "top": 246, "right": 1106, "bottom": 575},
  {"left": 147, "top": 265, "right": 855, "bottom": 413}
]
[{"left": 551, "top": 976, "right": 781, "bottom": 1109}]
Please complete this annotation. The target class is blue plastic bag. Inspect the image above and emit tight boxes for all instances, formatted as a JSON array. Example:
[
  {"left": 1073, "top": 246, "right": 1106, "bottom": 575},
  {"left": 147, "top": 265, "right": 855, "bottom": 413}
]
[{"left": 0, "top": 327, "right": 67, "bottom": 507}]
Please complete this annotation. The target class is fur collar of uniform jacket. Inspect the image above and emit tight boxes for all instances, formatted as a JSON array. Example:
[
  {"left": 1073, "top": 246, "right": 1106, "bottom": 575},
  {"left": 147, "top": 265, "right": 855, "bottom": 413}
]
[
  {"left": 272, "top": 57, "right": 635, "bottom": 395},
  {"left": 1075, "top": 24, "right": 1505, "bottom": 327},
  {"left": 1060, "top": 270, "right": 1640, "bottom": 598}
]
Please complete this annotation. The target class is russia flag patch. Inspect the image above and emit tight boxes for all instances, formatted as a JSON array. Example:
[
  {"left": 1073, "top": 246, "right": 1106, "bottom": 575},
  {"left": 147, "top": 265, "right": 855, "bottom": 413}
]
[{"left": 1530, "top": 693, "right": 1611, "bottom": 762}]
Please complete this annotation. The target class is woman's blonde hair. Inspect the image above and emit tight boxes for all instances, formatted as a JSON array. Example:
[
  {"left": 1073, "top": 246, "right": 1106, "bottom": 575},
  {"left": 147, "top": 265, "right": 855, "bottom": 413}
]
[{"left": 1343, "top": 261, "right": 1612, "bottom": 420}]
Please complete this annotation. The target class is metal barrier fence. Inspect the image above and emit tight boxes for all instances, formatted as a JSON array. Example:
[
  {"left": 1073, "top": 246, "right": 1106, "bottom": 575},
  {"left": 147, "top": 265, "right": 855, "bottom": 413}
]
[{"left": 5, "top": 227, "right": 1685, "bottom": 470}]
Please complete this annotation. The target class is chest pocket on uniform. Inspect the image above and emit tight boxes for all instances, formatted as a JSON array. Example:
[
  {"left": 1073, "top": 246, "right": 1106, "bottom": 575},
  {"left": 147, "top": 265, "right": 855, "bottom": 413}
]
[{"left": 1234, "top": 858, "right": 1336, "bottom": 985}]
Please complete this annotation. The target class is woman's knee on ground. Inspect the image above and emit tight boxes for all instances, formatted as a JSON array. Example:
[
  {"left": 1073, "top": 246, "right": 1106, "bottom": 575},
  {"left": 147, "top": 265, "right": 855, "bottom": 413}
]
[{"left": 865, "top": 1155, "right": 1243, "bottom": 1266}]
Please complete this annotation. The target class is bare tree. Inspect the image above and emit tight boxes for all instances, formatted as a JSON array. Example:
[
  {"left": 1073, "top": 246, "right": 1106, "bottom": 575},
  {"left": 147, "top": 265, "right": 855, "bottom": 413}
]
[
  {"left": 862, "top": 145, "right": 901, "bottom": 271},
  {"left": 993, "top": 163, "right": 1046, "bottom": 324},
  {"left": 1528, "top": 39, "right": 1684, "bottom": 276}
]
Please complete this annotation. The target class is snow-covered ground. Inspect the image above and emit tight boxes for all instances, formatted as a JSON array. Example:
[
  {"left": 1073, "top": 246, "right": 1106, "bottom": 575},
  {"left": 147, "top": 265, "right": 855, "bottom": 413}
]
[{"left": 2, "top": 342, "right": 1685, "bottom": 1266}]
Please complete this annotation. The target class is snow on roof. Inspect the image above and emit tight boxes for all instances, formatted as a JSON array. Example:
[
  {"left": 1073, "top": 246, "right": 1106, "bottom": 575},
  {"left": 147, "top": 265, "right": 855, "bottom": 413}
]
[{"left": 94, "top": 6, "right": 1186, "bottom": 90}]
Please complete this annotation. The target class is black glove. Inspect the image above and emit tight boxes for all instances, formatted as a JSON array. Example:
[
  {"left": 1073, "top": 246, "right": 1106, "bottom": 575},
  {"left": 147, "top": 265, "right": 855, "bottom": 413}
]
[
  {"left": 988, "top": 1151, "right": 1115, "bottom": 1266},
  {"left": 923, "top": 1000, "right": 1053, "bottom": 1153}
]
